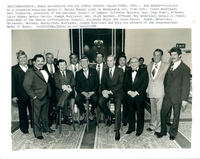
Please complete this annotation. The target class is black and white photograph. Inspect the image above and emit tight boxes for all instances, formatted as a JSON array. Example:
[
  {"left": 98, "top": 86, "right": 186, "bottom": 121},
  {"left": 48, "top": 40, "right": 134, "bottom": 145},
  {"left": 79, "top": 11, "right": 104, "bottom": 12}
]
[{"left": 11, "top": 28, "right": 192, "bottom": 150}]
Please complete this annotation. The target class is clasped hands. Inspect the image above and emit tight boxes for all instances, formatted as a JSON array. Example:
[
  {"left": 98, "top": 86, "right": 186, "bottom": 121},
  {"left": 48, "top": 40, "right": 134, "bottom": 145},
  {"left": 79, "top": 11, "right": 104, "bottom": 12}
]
[
  {"left": 81, "top": 91, "right": 95, "bottom": 99},
  {"left": 62, "top": 85, "right": 72, "bottom": 93},
  {"left": 127, "top": 91, "right": 139, "bottom": 98},
  {"left": 102, "top": 90, "right": 113, "bottom": 98}
]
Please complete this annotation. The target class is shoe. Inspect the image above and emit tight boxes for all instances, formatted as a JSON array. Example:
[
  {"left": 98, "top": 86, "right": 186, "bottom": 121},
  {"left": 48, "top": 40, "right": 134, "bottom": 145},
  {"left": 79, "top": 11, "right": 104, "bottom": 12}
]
[
  {"left": 36, "top": 136, "right": 44, "bottom": 140},
  {"left": 154, "top": 132, "right": 167, "bottom": 138},
  {"left": 89, "top": 112, "right": 95, "bottom": 121},
  {"left": 146, "top": 128, "right": 153, "bottom": 131},
  {"left": 136, "top": 132, "right": 142, "bottom": 136},
  {"left": 22, "top": 130, "right": 29, "bottom": 134},
  {"left": 167, "top": 122, "right": 172, "bottom": 126},
  {"left": 63, "top": 117, "right": 71, "bottom": 125},
  {"left": 43, "top": 128, "right": 55, "bottom": 133},
  {"left": 169, "top": 136, "right": 175, "bottom": 140},
  {"left": 123, "top": 123, "right": 127, "bottom": 126},
  {"left": 48, "top": 128, "right": 55, "bottom": 133},
  {"left": 115, "top": 130, "right": 120, "bottom": 141},
  {"left": 126, "top": 130, "right": 133, "bottom": 134}
]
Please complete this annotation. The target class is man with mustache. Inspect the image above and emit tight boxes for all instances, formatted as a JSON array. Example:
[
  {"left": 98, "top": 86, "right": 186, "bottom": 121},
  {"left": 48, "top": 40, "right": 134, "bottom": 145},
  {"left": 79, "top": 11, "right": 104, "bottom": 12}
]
[
  {"left": 23, "top": 54, "right": 54, "bottom": 140},
  {"left": 155, "top": 47, "right": 191, "bottom": 140}
]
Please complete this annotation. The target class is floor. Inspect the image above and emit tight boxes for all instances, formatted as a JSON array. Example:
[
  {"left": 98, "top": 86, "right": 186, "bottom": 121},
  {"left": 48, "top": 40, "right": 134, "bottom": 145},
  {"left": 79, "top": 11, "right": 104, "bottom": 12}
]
[{"left": 11, "top": 101, "right": 192, "bottom": 150}]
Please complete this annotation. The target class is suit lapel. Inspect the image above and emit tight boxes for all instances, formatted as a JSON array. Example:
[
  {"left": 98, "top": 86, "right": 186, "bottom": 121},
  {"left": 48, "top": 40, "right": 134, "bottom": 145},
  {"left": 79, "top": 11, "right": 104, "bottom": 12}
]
[
  {"left": 154, "top": 62, "right": 163, "bottom": 80},
  {"left": 33, "top": 67, "right": 46, "bottom": 83}
]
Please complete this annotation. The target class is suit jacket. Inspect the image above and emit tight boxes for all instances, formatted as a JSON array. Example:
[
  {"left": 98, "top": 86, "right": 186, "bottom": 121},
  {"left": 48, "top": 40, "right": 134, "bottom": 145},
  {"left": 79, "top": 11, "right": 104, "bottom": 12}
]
[
  {"left": 101, "top": 67, "right": 124, "bottom": 95},
  {"left": 54, "top": 70, "right": 75, "bottom": 98},
  {"left": 164, "top": 61, "right": 190, "bottom": 103},
  {"left": 75, "top": 68, "right": 99, "bottom": 94},
  {"left": 124, "top": 68, "right": 149, "bottom": 100},
  {"left": 89, "top": 63, "right": 108, "bottom": 84},
  {"left": 43, "top": 63, "right": 58, "bottom": 90},
  {"left": 147, "top": 62, "right": 169, "bottom": 98},
  {"left": 67, "top": 63, "right": 82, "bottom": 77},
  {"left": 23, "top": 66, "right": 52, "bottom": 99},
  {"left": 12, "top": 64, "right": 29, "bottom": 101}
]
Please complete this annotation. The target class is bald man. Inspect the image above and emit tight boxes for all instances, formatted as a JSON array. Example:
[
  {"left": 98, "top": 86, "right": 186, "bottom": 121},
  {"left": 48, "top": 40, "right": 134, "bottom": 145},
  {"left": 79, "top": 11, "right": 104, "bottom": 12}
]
[
  {"left": 124, "top": 57, "right": 149, "bottom": 136},
  {"left": 99, "top": 55, "right": 124, "bottom": 141}
]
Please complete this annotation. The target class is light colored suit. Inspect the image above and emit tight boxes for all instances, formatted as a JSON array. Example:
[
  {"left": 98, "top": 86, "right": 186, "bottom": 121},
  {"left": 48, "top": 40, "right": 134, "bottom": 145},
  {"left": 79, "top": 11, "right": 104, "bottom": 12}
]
[
  {"left": 147, "top": 61, "right": 169, "bottom": 132},
  {"left": 67, "top": 63, "right": 82, "bottom": 77}
]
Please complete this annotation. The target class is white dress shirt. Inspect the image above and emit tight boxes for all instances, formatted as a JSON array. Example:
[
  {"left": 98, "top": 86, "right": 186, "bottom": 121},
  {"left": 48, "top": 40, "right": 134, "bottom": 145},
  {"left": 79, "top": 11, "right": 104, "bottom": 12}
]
[
  {"left": 172, "top": 60, "right": 181, "bottom": 71},
  {"left": 151, "top": 61, "right": 161, "bottom": 79},
  {"left": 47, "top": 63, "right": 55, "bottom": 74},
  {"left": 132, "top": 68, "right": 138, "bottom": 83},
  {"left": 35, "top": 66, "right": 49, "bottom": 83},
  {"left": 96, "top": 63, "right": 103, "bottom": 83},
  {"left": 19, "top": 65, "right": 28, "bottom": 72},
  {"left": 118, "top": 65, "right": 126, "bottom": 72},
  {"left": 109, "top": 66, "right": 115, "bottom": 78}
]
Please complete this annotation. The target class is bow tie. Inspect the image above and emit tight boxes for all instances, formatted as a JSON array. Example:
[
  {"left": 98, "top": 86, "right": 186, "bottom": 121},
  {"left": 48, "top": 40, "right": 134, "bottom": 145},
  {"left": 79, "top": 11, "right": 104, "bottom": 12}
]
[
  {"left": 39, "top": 68, "right": 44, "bottom": 71},
  {"left": 132, "top": 70, "right": 137, "bottom": 72}
]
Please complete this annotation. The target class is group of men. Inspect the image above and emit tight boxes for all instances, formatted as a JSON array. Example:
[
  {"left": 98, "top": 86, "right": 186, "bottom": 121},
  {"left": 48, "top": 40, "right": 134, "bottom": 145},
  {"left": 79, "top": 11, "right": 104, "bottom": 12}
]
[{"left": 12, "top": 46, "right": 191, "bottom": 142}]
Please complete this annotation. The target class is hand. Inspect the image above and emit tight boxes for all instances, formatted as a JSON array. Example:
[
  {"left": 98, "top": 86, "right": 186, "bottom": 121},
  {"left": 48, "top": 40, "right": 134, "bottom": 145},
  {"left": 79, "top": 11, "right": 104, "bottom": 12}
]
[
  {"left": 102, "top": 90, "right": 109, "bottom": 98},
  {"left": 66, "top": 87, "right": 72, "bottom": 93},
  {"left": 12, "top": 97, "right": 18, "bottom": 103},
  {"left": 88, "top": 91, "right": 95, "bottom": 98},
  {"left": 182, "top": 100, "right": 188, "bottom": 112},
  {"left": 128, "top": 91, "right": 137, "bottom": 98},
  {"left": 81, "top": 91, "right": 89, "bottom": 98},
  {"left": 108, "top": 90, "right": 113, "bottom": 95},
  {"left": 62, "top": 85, "right": 68, "bottom": 91}
]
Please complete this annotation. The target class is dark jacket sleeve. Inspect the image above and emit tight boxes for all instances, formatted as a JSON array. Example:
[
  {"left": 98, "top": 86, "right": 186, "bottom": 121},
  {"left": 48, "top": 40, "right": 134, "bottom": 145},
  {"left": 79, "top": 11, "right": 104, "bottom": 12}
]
[
  {"left": 101, "top": 70, "right": 107, "bottom": 91},
  {"left": 135, "top": 69, "right": 149, "bottom": 94},
  {"left": 111, "top": 68, "right": 124, "bottom": 94},
  {"left": 123, "top": 70, "right": 130, "bottom": 94},
  {"left": 12, "top": 67, "right": 17, "bottom": 98},
  {"left": 54, "top": 72, "right": 62, "bottom": 90},
  {"left": 181, "top": 66, "right": 191, "bottom": 101},
  {"left": 92, "top": 69, "right": 99, "bottom": 93},
  {"left": 23, "top": 69, "right": 36, "bottom": 99},
  {"left": 75, "top": 72, "right": 83, "bottom": 94},
  {"left": 69, "top": 70, "right": 75, "bottom": 88}
]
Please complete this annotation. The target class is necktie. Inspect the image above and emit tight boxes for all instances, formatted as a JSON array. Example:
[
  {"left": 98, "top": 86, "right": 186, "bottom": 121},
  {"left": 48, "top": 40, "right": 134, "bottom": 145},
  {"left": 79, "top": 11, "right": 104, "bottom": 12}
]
[
  {"left": 109, "top": 68, "right": 113, "bottom": 79},
  {"left": 62, "top": 71, "right": 66, "bottom": 79},
  {"left": 152, "top": 64, "right": 157, "bottom": 77},
  {"left": 49, "top": 64, "right": 53, "bottom": 74},
  {"left": 170, "top": 62, "right": 174, "bottom": 71},
  {"left": 74, "top": 65, "right": 77, "bottom": 72},
  {"left": 84, "top": 70, "right": 88, "bottom": 79}
]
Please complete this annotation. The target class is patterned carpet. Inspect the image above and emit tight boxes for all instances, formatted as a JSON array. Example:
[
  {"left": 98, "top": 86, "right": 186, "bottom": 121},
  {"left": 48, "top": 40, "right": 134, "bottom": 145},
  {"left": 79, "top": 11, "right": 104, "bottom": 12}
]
[
  {"left": 94, "top": 124, "right": 179, "bottom": 149},
  {"left": 12, "top": 124, "right": 86, "bottom": 151}
]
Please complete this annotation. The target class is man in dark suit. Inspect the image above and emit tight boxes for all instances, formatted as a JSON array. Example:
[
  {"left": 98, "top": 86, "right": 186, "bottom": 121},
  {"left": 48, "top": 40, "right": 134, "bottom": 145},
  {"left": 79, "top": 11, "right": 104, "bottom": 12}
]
[
  {"left": 43, "top": 52, "right": 58, "bottom": 126},
  {"left": 99, "top": 55, "right": 124, "bottom": 141},
  {"left": 117, "top": 53, "right": 131, "bottom": 126},
  {"left": 89, "top": 52, "right": 108, "bottom": 93},
  {"left": 124, "top": 57, "right": 149, "bottom": 136},
  {"left": 23, "top": 54, "right": 54, "bottom": 140},
  {"left": 12, "top": 50, "right": 32, "bottom": 134},
  {"left": 75, "top": 56, "right": 99, "bottom": 122},
  {"left": 54, "top": 59, "right": 75, "bottom": 124},
  {"left": 155, "top": 47, "right": 191, "bottom": 140}
]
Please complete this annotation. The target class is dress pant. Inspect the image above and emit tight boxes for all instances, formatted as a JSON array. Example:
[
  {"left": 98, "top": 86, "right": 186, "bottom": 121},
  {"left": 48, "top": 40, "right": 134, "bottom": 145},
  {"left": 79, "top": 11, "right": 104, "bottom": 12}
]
[
  {"left": 99, "top": 93, "right": 123, "bottom": 131},
  {"left": 31, "top": 96, "right": 50, "bottom": 137},
  {"left": 122, "top": 92, "right": 129, "bottom": 124},
  {"left": 160, "top": 95, "right": 181, "bottom": 137},
  {"left": 149, "top": 97, "right": 163, "bottom": 132},
  {"left": 75, "top": 93, "right": 98, "bottom": 115},
  {"left": 56, "top": 91, "right": 74, "bottom": 117},
  {"left": 127, "top": 95, "right": 144, "bottom": 133},
  {"left": 17, "top": 98, "right": 32, "bottom": 133}
]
